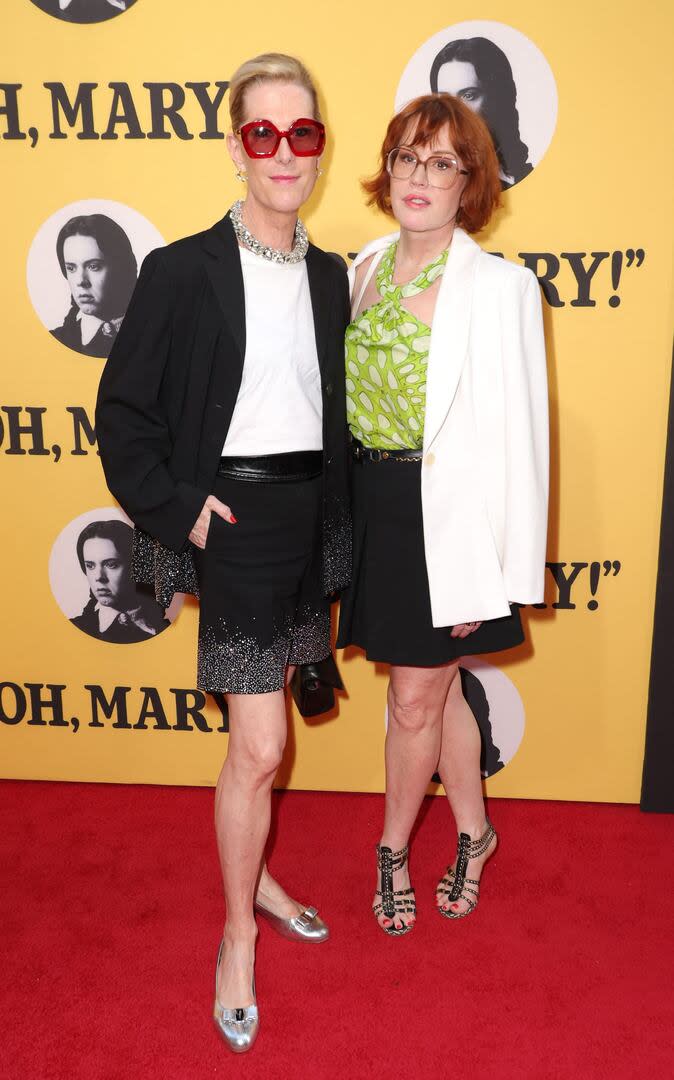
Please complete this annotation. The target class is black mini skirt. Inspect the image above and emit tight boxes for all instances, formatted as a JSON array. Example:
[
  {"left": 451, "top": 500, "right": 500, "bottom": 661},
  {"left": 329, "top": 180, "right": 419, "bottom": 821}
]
[
  {"left": 336, "top": 458, "right": 524, "bottom": 666},
  {"left": 193, "top": 472, "right": 330, "bottom": 694}
]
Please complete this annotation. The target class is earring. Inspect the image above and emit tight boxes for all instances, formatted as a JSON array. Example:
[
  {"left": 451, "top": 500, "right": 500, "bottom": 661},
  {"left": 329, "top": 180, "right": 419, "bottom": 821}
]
[
  {"left": 235, "top": 170, "right": 247, "bottom": 183},
  {"left": 316, "top": 163, "right": 323, "bottom": 177}
]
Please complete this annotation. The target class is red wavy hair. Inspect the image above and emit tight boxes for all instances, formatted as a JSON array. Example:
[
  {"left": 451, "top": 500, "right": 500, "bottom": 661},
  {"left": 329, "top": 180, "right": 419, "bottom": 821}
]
[{"left": 363, "top": 93, "right": 501, "bottom": 234}]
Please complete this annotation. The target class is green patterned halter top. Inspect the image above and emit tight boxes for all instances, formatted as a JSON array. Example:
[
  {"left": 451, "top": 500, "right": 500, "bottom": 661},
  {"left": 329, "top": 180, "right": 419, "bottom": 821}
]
[{"left": 345, "top": 241, "right": 448, "bottom": 449}]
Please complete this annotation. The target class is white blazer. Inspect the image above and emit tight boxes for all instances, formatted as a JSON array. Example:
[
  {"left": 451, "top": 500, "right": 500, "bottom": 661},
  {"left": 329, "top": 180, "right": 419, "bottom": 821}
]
[{"left": 348, "top": 228, "right": 549, "bottom": 626}]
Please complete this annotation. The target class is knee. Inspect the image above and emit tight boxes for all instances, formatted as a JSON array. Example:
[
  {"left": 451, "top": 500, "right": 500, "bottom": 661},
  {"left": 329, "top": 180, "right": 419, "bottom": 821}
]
[
  {"left": 231, "top": 733, "right": 286, "bottom": 784},
  {"left": 388, "top": 686, "right": 439, "bottom": 736}
]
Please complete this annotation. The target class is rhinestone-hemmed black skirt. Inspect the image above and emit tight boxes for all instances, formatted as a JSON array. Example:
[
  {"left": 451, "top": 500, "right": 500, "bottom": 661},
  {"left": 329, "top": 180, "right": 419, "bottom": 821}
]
[
  {"left": 193, "top": 473, "right": 331, "bottom": 694},
  {"left": 336, "top": 458, "right": 524, "bottom": 666}
]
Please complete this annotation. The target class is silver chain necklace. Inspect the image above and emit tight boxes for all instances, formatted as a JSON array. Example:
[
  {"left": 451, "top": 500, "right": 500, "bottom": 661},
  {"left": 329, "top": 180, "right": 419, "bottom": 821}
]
[{"left": 229, "top": 200, "right": 309, "bottom": 264}]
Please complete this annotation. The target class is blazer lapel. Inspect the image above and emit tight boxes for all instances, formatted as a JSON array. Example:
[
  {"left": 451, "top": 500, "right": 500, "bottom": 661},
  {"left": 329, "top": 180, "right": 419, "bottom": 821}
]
[
  {"left": 305, "top": 244, "right": 330, "bottom": 377},
  {"left": 201, "top": 213, "right": 246, "bottom": 360},
  {"left": 423, "top": 228, "right": 481, "bottom": 452}
]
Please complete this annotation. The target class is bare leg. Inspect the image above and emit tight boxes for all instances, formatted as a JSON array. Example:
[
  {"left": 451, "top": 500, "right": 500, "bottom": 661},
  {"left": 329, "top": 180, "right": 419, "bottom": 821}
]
[
  {"left": 375, "top": 662, "right": 457, "bottom": 930},
  {"left": 435, "top": 669, "right": 497, "bottom": 913},
  {"left": 214, "top": 689, "right": 287, "bottom": 1008},
  {"left": 254, "top": 665, "right": 307, "bottom": 918}
]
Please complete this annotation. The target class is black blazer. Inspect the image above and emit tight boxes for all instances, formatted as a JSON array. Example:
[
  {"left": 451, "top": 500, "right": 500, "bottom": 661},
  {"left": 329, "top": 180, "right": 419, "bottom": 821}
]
[{"left": 95, "top": 212, "right": 352, "bottom": 608}]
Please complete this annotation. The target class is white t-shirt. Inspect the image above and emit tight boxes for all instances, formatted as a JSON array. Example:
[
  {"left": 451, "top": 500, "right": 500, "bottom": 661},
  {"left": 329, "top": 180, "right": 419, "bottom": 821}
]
[{"left": 222, "top": 246, "right": 323, "bottom": 455}]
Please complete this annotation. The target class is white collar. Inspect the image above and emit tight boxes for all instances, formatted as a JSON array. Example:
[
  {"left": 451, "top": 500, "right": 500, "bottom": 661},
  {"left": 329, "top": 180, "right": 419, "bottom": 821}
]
[
  {"left": 95, "top": 602, "right": 121, "bottom": 631},
  {"left": 95, "top": 601, "right": 143, "bottom": 631},
  {"left": 61, "top": 0, "right": 128, "bottom": 9},
  {"left": 76, "top": 310, "right": 123, "bottom": 345}
]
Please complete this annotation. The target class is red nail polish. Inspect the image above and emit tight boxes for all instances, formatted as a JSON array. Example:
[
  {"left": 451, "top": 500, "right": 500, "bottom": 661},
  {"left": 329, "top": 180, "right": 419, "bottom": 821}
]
[{"left": 230, "top": 515, "right": 237, "bottom": 524}]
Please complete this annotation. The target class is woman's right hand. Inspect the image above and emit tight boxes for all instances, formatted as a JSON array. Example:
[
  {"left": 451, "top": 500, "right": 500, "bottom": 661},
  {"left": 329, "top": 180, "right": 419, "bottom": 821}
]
[{"left": 189, "top": 495, "right": 237, "bottom": 549}]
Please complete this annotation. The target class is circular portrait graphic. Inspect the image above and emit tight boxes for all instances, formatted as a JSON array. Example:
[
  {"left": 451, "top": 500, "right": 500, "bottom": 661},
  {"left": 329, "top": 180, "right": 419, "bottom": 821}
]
[
  {"left": 396, "top": 20, "right": 558, "bottom": 190},
  {"left": 458, "top": 659, "right": 526, "bottom": 778},
  {"left": 49, "top": 508, "right": 182, "bottom": 645},
  {"left": 29, "top": 0, "right": 138, "bottom": 24},
  {"left": 27, "top": 199, "right": 164, "bottom": 360}
]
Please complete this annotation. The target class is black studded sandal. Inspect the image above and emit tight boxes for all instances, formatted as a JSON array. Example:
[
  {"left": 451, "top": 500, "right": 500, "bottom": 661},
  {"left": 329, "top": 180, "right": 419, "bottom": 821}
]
[
  {"left": 373, "top": 843, "right": 416, "bottom": 936},
  {"left": 436, "top": 820, "right": 496, "bottom": 920}
]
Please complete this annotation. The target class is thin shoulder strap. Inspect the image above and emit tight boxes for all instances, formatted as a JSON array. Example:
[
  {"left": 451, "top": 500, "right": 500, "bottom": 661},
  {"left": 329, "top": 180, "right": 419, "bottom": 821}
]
[{"left": 352, "top": 249, "right": 386, "bottom": 318}]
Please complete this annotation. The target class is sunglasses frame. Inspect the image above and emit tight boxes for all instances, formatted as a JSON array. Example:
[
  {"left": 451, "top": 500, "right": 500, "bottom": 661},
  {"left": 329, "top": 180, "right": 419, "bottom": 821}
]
[{"left": 237, "top": 117, "right": 326, "bottom": 159}]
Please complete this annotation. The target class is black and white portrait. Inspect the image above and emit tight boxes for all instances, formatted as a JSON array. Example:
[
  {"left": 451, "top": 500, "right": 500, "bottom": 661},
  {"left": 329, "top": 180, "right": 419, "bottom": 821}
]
[
  {"left": 27, "top": 199, "right": 164, "bottom": 360},
  {"left": 49, "top": 509, "right": 183, "bottom": 644},
  {"left": 30, "top": 0, "right": 138, "bottom": 24},
  {"left": 50, "top": 214, "right": 138, "bottom": 358},
  {"left": 396, "top": 20, "right": 558, "bottom": 191},
  {"left": 460, "top": 667, "right": 505, "bottom": 778},
  {"left": 430, "top": 37, "right": 532, "bottom": 189}
]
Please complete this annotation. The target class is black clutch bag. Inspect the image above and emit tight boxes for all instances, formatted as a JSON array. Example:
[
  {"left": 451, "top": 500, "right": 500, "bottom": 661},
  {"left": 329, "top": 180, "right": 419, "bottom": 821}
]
[{"left": 290, "top": 653, "right": 345, "bottom": 717}]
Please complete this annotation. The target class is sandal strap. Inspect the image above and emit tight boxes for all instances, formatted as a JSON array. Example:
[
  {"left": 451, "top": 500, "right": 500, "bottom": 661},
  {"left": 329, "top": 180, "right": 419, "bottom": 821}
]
[
  {"left": 375, "top": 843, "right": 409, "bottom": 873},
  {"left": 375, "top": 843, "right": 414, "bottom": 920},
  {"left": 444, "top": 821, "right": 495, "bottom": 903},
  {"left": 375, "top": 887, "right": 414, "bottom": 898},
  {"left": 461, "top": 820, "right": 495, "bottom": 859}
]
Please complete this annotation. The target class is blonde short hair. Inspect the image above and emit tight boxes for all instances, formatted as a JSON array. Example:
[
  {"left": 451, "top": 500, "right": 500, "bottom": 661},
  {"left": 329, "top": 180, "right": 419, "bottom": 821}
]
[{"left": 228, "top": 52, "right": 321, "bottom": 131}]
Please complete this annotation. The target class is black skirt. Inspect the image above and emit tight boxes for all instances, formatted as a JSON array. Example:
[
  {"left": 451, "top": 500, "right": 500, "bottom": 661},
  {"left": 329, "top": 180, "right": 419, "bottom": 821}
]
[
  {"left": 336, "top": 458, "right": 524, "bottom": 666},
  {"left": 193, "top": 473, "right": 331, "bottom": 694}
]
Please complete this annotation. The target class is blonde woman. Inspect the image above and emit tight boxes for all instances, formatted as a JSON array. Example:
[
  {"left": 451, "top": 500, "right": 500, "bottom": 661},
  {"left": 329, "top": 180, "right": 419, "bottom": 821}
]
[{"left": 96, "top": 54, "right": 351, "bottom": 1052}]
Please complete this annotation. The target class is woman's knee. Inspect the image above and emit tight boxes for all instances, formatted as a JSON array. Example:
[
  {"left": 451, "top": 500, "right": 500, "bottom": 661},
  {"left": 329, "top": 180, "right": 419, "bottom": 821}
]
[
  {"left": 231, "top": 733, "right": 285, "bottom": 781},
  {"left": 387, "top": 683, "right": 442, "bottom": 735}
]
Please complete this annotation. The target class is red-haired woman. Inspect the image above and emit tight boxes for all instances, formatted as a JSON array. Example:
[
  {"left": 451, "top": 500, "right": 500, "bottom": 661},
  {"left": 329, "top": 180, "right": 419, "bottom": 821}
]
[{"left": 337, "top": 94, "right": 548, "bottom": 934}]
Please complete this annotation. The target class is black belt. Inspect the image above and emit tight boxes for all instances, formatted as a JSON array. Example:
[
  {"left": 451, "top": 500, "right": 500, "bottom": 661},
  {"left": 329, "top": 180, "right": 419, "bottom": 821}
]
[
  {"left": 351, "top": 442, "right": 422, "bottom": 463},
  {"left": 218, "top": 450, "right": 323, "bottom": 483}
]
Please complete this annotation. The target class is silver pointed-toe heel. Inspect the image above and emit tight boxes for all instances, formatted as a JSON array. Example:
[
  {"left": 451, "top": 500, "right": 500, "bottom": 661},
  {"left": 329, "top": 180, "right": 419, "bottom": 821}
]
[
  {"left": 254, "top": 899, "right": 329, "bottom": 943},
  {"left": 212, "top": 940, "right": 259, "bottom": 1054}
]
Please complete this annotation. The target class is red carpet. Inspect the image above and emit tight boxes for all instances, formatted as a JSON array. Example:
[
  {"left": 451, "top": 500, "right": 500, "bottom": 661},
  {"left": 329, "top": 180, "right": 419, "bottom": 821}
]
[{"left": 1, "top": 782, "right": 672, "bottom": 1079}]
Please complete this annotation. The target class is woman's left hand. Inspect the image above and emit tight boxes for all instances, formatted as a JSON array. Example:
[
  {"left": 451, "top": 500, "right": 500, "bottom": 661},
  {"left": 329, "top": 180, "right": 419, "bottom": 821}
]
[{"left": 450, "top": 621, "right": 483, "bottom": 639}]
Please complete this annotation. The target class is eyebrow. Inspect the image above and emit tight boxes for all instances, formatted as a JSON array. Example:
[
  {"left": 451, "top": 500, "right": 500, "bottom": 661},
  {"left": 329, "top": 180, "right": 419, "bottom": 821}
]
[{"left": 404, "top": 147, "right": 458, "bottom": 157}]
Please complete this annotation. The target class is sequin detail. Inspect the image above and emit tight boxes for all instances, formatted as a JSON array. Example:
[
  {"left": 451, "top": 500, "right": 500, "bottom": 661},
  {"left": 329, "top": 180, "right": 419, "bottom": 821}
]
[
  {"left": 131, "top": 527, "right": 199, "bottom": 608},
  {"left": 322, "top": 494, "right": 352, "bottom": 594},
  {"left": 198, "top": 601, "right": 330, "bottom": 695}
]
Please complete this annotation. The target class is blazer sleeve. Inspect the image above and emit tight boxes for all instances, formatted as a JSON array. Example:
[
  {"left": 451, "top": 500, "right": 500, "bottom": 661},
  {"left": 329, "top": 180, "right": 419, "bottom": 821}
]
[
  {"left": 95, "top": 250, "right": 208, "bottom": 553},
  {"left": 502, "top": 270, "right": 550, "bottom": 603}
]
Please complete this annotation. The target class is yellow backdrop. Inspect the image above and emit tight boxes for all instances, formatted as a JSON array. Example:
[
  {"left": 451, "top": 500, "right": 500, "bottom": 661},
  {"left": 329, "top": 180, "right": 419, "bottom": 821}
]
[{"left": 2, "top": 0, "right": 673, "bottom": 801}]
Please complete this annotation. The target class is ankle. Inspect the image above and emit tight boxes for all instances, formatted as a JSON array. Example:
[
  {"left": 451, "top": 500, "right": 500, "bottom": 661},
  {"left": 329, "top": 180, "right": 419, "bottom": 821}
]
[
  {"left": 455, "top": 818, "right": 490, "bottom": 840},
  {"left": 378, "top": 836, "right": 410, "bottom": 854},
  {"left": 222, "top": 922, "right": 258, "bottom": 947}
]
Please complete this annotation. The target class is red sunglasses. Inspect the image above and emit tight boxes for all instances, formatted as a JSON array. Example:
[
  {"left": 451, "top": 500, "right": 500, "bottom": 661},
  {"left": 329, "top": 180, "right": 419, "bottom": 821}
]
[{"left": 237, "top": 117, "right": 326, "bottom": 158}]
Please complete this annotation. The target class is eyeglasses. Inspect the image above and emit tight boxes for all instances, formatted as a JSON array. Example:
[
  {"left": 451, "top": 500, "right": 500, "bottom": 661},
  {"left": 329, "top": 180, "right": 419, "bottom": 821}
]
[
  {"left": 386, "top": 146, "right": 468, "bottom": 189},
  {"left": 237, "top": 118, "right": 326, "bottom": 158}
]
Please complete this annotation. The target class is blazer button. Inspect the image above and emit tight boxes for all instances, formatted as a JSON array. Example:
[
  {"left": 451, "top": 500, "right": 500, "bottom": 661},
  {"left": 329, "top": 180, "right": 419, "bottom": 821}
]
[
  {"left": 325, "top": 382, "right": 333, "bottom": 396},
  {"left": 425, "top": 452, "right": 435, "bottom": 466}
]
